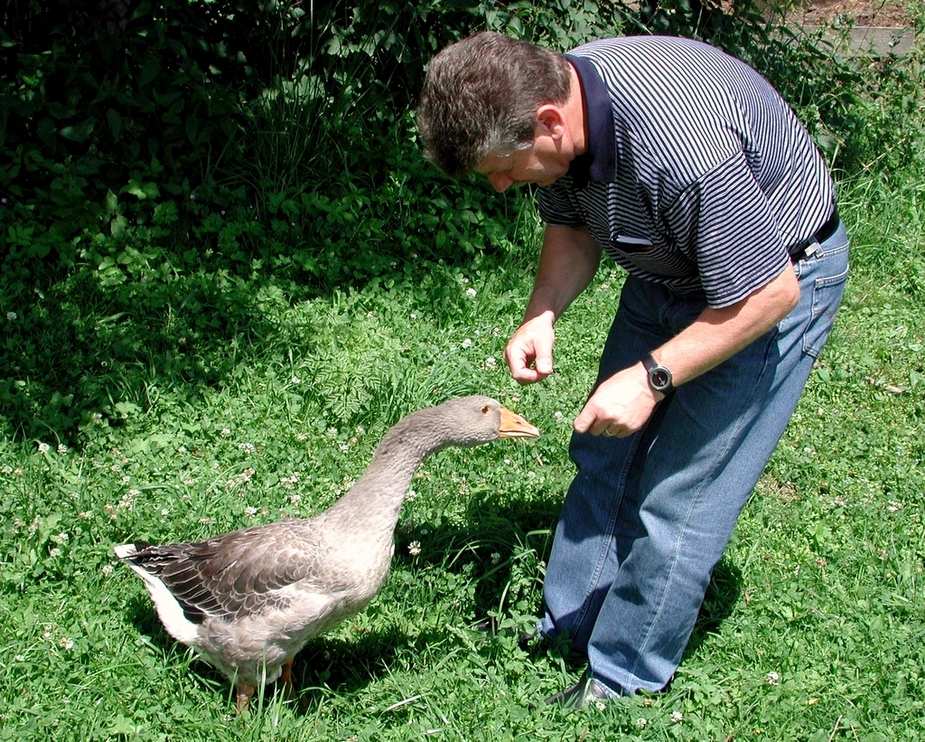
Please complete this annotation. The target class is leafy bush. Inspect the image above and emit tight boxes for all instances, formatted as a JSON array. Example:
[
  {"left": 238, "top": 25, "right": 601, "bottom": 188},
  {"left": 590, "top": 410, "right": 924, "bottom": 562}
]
[{"left": 1, "top": 0, "right": 923, "bottom": 442}]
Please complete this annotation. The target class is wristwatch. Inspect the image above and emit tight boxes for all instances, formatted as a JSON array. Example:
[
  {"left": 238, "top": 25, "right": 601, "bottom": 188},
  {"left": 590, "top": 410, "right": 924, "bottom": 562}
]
[{"left": 642, "top": 353, "right": 673, "bottom": 395}]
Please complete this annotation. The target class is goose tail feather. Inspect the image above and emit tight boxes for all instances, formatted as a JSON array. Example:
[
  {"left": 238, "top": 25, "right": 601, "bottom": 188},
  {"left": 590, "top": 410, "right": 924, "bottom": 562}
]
[{"left": 114, "top": 542, "right": 201, "bottom": 645}]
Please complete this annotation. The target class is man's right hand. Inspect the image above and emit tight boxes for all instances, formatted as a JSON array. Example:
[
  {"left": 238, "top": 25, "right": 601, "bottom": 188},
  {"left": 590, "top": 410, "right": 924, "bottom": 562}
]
[{"left": 504, "top": 311, "right": 556, "bottom": 384}]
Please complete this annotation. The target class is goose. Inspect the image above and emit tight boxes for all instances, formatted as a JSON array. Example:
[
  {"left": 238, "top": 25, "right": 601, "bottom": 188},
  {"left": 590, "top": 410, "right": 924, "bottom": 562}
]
[{"left": 114, "top": 396, "right": 539, "bottom": 711}]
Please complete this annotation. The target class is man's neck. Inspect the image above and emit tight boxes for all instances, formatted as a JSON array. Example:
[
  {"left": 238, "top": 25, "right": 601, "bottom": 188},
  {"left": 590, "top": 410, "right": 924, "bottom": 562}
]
[{"left": 566, "top": 63, "right": 588, "bottom": 158}]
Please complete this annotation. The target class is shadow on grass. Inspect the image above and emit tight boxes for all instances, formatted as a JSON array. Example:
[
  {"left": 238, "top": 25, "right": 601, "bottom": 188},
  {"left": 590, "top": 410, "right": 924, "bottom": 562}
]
[
  {"left": 0, "top": 240, "right": 534, "bottom": 447},
  {"left": 394, "top": 491, "right": 743, "bottom": 669},
  {"left": 127, "top": 591, "right": 444, "bottom": 709}
]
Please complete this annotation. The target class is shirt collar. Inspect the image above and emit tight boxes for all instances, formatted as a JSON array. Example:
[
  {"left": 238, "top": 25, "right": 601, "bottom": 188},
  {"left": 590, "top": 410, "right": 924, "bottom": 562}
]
[{"left": 563, "top": 53, "right": 615, "bottom": 186}]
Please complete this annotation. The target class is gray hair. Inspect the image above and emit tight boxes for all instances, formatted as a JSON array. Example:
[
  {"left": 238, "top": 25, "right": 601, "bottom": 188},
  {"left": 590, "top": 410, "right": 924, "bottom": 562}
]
[{"left": 416, "top": 32, "right": 572, "bottom": 177}]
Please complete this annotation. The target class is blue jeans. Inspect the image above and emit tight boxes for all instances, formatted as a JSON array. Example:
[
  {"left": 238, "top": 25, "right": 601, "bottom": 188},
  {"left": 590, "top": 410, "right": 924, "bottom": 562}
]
[{"left": 540, "top": 222, "right": 850, "bottom": 695}]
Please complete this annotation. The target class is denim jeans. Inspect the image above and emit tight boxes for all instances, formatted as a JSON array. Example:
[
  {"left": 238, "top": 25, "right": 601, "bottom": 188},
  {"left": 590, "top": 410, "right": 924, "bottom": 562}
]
[{"left": 540, "top": 222, "right": 850, "bottom": 695}]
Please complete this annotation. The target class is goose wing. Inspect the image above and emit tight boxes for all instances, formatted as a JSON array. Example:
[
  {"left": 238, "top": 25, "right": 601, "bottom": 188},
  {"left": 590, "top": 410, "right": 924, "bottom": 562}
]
[{"left": 125, "top": 520, "right": 353, "bottom": 623}]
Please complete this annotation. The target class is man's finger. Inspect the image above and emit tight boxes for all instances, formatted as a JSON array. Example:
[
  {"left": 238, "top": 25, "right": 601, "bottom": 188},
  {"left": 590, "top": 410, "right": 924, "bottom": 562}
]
[{"left": 573, "top": 405, "right": 595, "bottom": 433}]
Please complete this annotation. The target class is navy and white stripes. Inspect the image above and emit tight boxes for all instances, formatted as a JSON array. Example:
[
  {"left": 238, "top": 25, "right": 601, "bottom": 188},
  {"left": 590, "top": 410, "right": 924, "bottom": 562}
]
[{"left": 537, "top": 36, "right": 835, "bottom": 308}]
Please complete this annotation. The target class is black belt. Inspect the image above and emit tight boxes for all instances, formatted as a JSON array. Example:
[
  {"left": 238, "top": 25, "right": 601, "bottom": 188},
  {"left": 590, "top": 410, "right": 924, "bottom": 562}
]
[{"left": 790, "top": 207, "right": 839, "bottom": 262}]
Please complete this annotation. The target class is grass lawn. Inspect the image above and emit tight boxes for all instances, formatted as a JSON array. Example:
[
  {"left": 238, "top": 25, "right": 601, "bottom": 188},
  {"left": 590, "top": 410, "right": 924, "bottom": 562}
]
[{"left": 1, "top": 171, "right": 922, "bottom": 740}]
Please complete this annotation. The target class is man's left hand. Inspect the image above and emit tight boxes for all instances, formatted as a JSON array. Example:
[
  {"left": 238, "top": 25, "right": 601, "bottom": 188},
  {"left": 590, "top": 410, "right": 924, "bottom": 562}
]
[{"left": 573, "top": 362, "right": 662, "bottom": 437}]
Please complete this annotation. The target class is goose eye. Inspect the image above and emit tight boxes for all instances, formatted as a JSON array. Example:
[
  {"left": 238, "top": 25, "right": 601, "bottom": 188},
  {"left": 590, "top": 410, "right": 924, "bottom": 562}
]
[{"left": 481, "top": 405, "right": 490, "bottom": 414}]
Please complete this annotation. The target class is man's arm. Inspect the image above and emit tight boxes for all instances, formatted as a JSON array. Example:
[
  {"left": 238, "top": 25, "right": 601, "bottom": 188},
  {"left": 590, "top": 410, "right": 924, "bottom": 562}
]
[
  {"left": 505, "top": 224, "right": 602, "bottom": 383},
  {"left": 574, "top": 265, "right": 800, "bottom": 436}
]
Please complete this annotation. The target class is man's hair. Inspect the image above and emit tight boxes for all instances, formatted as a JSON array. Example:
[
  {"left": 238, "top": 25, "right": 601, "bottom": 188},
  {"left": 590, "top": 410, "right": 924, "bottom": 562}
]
[{"left": 416, "top": 32, "right": 571, "bottom": 177}]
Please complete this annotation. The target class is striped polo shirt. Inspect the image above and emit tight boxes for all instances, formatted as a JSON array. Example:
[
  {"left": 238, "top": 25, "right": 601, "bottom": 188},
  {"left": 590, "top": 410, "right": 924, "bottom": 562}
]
[{"left": 537, "top": 36, "right": 835, "bottom": 308}]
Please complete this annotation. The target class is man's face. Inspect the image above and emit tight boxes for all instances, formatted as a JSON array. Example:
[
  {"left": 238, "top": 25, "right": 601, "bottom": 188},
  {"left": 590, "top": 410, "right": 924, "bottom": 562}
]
[{"left": 475, "top": 135, "right": 570, "bottom": 193}]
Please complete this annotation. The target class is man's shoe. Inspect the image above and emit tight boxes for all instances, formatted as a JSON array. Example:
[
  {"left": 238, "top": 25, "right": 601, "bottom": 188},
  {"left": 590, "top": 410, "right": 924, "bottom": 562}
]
[{"left": 544, "top": 673, "right": 619, "bottom": 709}]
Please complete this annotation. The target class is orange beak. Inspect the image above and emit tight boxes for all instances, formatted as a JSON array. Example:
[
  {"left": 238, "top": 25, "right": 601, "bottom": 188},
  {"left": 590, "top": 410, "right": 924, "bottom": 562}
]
[{"left": 498, "top": 407, "right": 540, "bottom": 439}]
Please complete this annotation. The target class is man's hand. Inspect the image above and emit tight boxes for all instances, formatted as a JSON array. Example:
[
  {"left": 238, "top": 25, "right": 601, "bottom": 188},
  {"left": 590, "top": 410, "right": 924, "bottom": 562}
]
[
  {"left": 573, "top": 362, "right": 662, "bottom": 437},
  {"left": 505, "top": 311, "right": 556, "bottom": 384}
]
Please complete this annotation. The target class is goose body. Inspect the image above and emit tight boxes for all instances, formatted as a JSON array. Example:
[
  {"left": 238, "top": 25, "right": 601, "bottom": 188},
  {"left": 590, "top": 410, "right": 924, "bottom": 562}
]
[{"left": 114, "top": 396, "right": 538, "bottom": 709}]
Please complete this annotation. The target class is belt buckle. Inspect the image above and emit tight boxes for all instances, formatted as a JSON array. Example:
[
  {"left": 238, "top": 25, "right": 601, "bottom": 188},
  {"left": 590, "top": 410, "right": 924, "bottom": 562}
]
[{"left": 804, "top": 241, "right": 820, "bottom": 259}]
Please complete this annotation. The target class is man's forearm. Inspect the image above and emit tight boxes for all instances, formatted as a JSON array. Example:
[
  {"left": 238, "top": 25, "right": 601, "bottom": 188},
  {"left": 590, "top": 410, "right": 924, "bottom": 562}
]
[
  {"left": 653, "top": 265, "right": 801, "bottom": 387},
  {"left": 522, "top": 224, "right": 602, "bottom": 323}
]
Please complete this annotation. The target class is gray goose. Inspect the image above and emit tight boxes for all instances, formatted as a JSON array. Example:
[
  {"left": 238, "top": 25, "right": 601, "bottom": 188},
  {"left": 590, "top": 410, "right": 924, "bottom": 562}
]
[{"left": 114, "top": 396, "right": 539, "bottom": 711}]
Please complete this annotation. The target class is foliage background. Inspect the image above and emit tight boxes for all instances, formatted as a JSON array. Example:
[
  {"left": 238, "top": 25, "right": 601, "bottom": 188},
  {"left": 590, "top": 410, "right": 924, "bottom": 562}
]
[{"left": 0, "top": 0, "right": 923, "bottom": 739}]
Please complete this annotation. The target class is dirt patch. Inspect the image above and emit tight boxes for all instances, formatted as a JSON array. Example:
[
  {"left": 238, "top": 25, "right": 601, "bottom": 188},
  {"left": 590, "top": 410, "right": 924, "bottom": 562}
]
[{"left": 788, "top": 0, "right": 912, "bottom": 27}]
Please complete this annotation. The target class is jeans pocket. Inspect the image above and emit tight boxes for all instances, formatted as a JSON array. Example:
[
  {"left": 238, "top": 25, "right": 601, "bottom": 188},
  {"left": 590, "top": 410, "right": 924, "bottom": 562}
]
[{"left": 803, "top": 262, "right": 849, "bottom": 357}]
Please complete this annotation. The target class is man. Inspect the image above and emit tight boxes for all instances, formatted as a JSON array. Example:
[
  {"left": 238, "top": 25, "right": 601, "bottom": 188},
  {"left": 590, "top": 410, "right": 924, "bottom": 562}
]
[{"left": 417, "top": 32, "right": 849, "bottom": 707}]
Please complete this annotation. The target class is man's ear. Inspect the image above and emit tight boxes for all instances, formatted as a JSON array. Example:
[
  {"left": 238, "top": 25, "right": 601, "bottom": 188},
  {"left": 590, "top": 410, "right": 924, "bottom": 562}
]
[{"left": 535, "top": 105, "right": 565, "bottom": 140}]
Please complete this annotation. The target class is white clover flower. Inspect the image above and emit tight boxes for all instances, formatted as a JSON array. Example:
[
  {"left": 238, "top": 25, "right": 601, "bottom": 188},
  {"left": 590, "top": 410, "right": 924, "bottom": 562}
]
[
  {"left": 239, "top": 442, "right": 256, "bottom": 454},
  {"left": 484, "top": 356, "right": 498, "bottom": 370},
  {"left": 554, "top": 411, "right": 564, "bottom": 422},
  {"left": 54, "top": 532, "right": 69, "bottom": 544},
  {"left": 57, "top": 444, "right": 68, "bottom": 454},
  {"left": 92, "top": 412, "right": 103, "bottom": 423},
  {"left": 14, "top": 654, "right": 25, "bottom": 663},
  {"left": 13, "top": 467, "right": 22, "bottom": 476},
  {"left": 461, "top": 338, "right": 473, "bottom": 349},
  {"left": 2, "top": 465, "right": 12, "bottom": 475},
  {"left": 410, "top": 311, "right": 419, "bottom": 320},
  {"left": 60, "top": 637, "right": 75, "bottom": 651},
  {"left": 295, "top": 432, "right": 309, "bottom": 442},
  {"left": 220, "top": 427, "right": 231, "bottom": 437},
  {"left": 465, "top": 287, "right": 477, "bottom": 298},
  {"left": 635, "top": 718, "right": 648, "bottom": 729},
  {"left": 289, "top": 494, "right": 302, "bottom": 505},
  {"left": 766, "top": 671, "right": 780, "bottom": 685},
  {"left": 37, "top": 441, "right": 50, "bottom": 454},
  {"left": 461, "top": 276, "right": 470, "bottom": 284},
  {"left": 339, "top": 442, "right": 350, "bottom": 452},
  {"left": 887, "top": 501, "right": 903, "bottom": 512},
  {"left": 160, "top": 508, "right": 170, "bottom": 517},
  {"left": 244, "top": 506, "right": 258, "bottom": 517},
  {"left": 6, "top": 311, "right": 16, "bottom": 321},
  {"left": 670, "top": 710, "right": 684, "bottom": 723},
  {"left": 101, "top": 564, "right": 114, "bottom": 577},
  {"left": 290, "top": 375, "right": 301, "bottom": 385},
  {"left": 325, "top": 427, "right": 338, "bottom": 439},
  {"left": 407, "top": 541, "right": 422, "bottom": 557},
  {"left": 49, "top": 547, "right": 61, "bottom": 557},
  {"left": 490, "top": 552, "right": 501, "bottom": 564}
]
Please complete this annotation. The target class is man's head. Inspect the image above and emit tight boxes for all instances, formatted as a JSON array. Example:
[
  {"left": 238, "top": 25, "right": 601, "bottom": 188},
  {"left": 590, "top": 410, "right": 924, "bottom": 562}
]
[{"left": 416, "top": 32, "right": 576, "bottom": 185}]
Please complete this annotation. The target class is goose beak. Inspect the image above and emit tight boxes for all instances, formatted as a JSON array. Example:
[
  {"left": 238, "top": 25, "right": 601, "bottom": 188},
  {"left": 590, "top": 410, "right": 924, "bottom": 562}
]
[{"left": 498, "top": 407, "right": 540, "bottom": 439}]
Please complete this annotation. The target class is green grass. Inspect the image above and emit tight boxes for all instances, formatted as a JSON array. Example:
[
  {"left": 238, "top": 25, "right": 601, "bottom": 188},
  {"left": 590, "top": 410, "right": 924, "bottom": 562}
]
[{"left": 1, "top": 171, "right": 923, "bottom": 740}]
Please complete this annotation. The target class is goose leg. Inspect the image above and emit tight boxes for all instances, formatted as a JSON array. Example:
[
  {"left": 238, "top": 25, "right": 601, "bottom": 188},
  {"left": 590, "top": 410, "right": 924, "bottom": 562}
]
[
  {"left": 235, "top": 682, "right": 256, "bottom": 713},
  {"left": 280, "top": 658, "right": 295, "bottom": 687}
]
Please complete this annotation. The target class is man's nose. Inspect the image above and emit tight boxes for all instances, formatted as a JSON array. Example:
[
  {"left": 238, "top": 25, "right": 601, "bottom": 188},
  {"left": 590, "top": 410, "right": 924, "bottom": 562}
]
[{"left": 488, "top": 173, "right": 513, "bottom": 193}]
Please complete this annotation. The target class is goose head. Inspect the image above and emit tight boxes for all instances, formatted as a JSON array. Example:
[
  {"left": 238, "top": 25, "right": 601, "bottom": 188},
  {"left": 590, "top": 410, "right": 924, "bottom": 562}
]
[{"left": 428, "top": 395, "right": 540, "bottom": 447}]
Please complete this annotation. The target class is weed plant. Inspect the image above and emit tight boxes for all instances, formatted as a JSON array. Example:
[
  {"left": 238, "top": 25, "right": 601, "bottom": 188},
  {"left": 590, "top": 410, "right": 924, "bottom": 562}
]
[{"left": 1, "top": 1, "right": 924, "bottom": 739}]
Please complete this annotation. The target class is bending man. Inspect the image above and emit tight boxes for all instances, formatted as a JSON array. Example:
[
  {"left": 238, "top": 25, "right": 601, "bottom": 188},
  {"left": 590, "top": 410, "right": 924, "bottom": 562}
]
[{"left": 417, "top": 32, "right": 849, "bottom": 707}]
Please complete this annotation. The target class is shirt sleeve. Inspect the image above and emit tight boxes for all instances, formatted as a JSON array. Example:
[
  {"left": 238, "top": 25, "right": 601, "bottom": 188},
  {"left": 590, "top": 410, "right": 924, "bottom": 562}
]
[
  {"left": 537, "top": 179, "right": 585, "bottom": 228},
  {"left": 665, "top": 151, "right": 791, "bottom": 308}
]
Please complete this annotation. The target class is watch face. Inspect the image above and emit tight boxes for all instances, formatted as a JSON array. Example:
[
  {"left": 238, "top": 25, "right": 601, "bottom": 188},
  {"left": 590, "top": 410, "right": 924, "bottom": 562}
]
[{"left": 650, "top": 367, "right": 671, "bottom": 391}]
